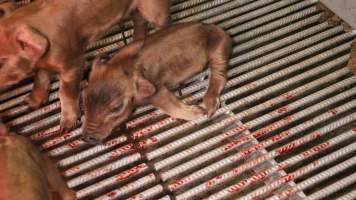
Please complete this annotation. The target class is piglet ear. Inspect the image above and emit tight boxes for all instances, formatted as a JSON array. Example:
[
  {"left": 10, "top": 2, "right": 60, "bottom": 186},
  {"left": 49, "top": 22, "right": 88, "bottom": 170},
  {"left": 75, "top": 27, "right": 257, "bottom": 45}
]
[
  {"left": 134, "top": 72, "right": 156, "bottom": 100},
  {"left": 14, "top": 24, "right": 48, "bottom": 62}
]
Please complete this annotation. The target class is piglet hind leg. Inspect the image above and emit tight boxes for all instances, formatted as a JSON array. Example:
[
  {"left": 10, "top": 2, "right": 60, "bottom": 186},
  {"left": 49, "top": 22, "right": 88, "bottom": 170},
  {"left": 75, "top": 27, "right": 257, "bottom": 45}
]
[
  {"left": 202, "top": 27, "right": 231, "bottom": 117},
  {"left": 137, "top": 0, "right": 171, "bottom": 32},
  {"left": 25, "top": 69, "right": 52, "bottom": 109},
  {"left": 202, "top": 60, "right": 227, "bottom": 117},
  {"left": 150, "top": 86, "right": 206, "bottom": 121},
  {"left": 59, "top": 66, "right": 83, "bottom": 133}
]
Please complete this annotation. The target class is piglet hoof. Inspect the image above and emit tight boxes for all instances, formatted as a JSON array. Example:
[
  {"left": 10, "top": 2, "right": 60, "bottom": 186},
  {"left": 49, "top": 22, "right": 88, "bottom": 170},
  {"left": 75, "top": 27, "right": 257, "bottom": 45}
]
[
  {"left": 202, "top": 97, "right": 220, "bottom": 118},
  {"left": 181, "top": 105, "right": 207, "bottom": 121},
  {"left": 59, "top": 116, "right": 80, "bottom": 134},
  {"left": 24, "top": 94, "right": 48, "bottom": 109}
]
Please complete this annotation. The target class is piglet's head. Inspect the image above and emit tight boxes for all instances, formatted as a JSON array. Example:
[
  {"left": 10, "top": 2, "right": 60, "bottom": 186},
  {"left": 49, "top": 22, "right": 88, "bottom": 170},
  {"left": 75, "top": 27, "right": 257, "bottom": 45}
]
[
  {"left": 82, "top": 58, "right": 156, "bottom": 144},
  {"left": 0, "top": 23, "right": 48, "bottom": 87}
]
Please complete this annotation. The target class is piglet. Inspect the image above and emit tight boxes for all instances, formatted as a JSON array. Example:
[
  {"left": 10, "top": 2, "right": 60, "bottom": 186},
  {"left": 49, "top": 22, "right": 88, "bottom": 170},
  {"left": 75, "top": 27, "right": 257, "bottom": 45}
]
[
  {"left": 0, "top": 123, "right": 76, "bottom": 200},
  {"left": 82, "top": 22, "right": 232, "bottom": 144}
]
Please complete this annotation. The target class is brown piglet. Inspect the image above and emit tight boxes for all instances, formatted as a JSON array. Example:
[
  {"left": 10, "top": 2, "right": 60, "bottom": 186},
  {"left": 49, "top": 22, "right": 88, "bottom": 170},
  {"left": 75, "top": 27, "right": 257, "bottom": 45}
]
[
  {"left": 82, "top": 22, "right": 232, "bottom": 144},
  {"left": 0, "top": 123, "right": 76, "bottom": 200},
  {"left": 0, "top": 0, "right": 170, "bottom": 133}
]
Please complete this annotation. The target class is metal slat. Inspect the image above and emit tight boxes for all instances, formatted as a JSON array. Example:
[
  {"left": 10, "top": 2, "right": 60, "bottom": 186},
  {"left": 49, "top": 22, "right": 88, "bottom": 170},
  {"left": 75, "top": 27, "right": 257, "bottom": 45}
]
[
  {"left": 173, "top": 102, "right": 356, "bottom": 198},
  {"left": 269, "top": 167, "right": 356, "bottom": 200},
  {"left": 238, "top": 143, "right": 356, "bottom": 200}
]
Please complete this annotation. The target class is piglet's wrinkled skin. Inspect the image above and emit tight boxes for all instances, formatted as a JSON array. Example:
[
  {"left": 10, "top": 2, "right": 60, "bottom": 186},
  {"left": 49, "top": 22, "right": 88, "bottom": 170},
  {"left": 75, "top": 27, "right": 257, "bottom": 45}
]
[
  {"left": 0, "top": 123, "right": 76, "bottom": 200},
  {"left": 82, "top": 22, "right": 232, "bottom": 144},
  {"left": 0, "top": 0, "right": 170, "bottom": 133}
]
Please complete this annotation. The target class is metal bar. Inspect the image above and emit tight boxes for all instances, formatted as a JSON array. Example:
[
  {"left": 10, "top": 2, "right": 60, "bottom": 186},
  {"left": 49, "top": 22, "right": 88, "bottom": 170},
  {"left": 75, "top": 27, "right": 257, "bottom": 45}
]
[
  {"left": 0, "top": 82, "right": 59, "bottom": 112},
  {"left": 174, "top": 110, "right": 356, "bottom": 198},
  {"left": 238, "top": 144, "right": 356, "bottom": 200},
  {"left": 203, "top": 0, "right": 288, "bottom": 26},
  {"left": 58, "top": 135, "right": 127, "bottom": 167},
  {"left": 227, "top": 0, "right": 318, "bottom": 36},
  {"left": 126, "top": 185, "right": 164, "bottom": 200},
  {"left": 162, "top": 101, "right": 355, "bottom": 182},
  {"left": 155, "top": 82, "right": 356, "bottom": 171},
  {"left": 235, "top": 14, "right": 321, "bottom": 53},
  {"left": 336, "top": 190, "right": 356, "bottom": 200},
  {"left": 234, "top": 7, "right": 318, "bottom": 43},
  {"left": 67, "top": 153, "right": 142, "bottom": 188},
  {"left": 63, "top": 143, "right": 134, "bottom": 177},
  {"left": 76, "top": 163, "right": 149, "bottom": 199},
  {"left": 232, "top": 22, "right": 330, "bottom": 64},
  {"left": 203, "top": 126, "right": 356, "bottom": 200},
  {"left": 96, "top": 173, "right": 157, "bottom": 200}
]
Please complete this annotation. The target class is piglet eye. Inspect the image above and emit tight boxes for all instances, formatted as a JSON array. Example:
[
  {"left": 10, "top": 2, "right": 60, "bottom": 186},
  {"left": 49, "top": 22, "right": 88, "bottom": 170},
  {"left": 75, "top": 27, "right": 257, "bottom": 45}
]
[{"left": 110, "top": 102, "right": 123, "bottom": 113}]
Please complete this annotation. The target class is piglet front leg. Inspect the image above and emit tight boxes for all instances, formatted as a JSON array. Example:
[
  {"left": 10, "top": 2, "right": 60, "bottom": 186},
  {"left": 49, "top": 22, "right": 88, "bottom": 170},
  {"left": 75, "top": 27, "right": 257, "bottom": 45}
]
[
  {"left": 59, "top": 66, "right": 83, "bottom": 133},
  {"left": 25, "top": 69, "right": 52, "bottom": 109},
  {"left": 131, "top": 11, "right": 148, "bottom": 41},
  {"left": 137, "top": 0, "right": 171, "bottom": 32},
  {"left": 203, "top": 44, "right": 230, "bottom": 117},
  {"left": 150, "top": 86, "right": 206, "bottom": 121}
]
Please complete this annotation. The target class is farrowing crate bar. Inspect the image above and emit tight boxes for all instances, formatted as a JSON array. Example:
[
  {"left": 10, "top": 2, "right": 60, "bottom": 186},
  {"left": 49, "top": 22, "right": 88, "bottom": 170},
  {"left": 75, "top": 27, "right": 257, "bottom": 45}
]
[{"left": 1, "top": 0, "right": 356, "bottom": 199}]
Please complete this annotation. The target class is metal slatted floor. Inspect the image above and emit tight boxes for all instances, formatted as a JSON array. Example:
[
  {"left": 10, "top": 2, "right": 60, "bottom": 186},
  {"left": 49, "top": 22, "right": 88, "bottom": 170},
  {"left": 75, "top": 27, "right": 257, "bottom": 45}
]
[{"left": 2, "top": 0, "right": 356, "bottom": 199}]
